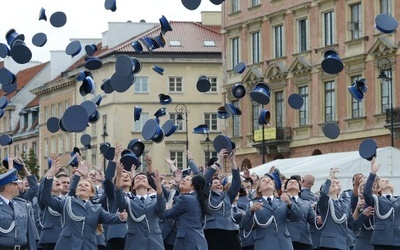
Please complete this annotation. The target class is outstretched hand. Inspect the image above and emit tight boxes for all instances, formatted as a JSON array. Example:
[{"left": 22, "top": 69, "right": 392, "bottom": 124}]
[{"left": 371, "top": 157, "right": 381, "bottom": 175}]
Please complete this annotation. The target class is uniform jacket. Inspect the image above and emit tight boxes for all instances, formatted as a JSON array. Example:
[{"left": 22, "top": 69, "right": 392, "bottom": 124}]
[
  {"left": 300, "top": 187, "right": 321, "bottom": 249},
  {"left": 353, "top": 212, "right": 374, "bottom": 250},
  {"left": 363, "top": 172, "right": 400, "bottom": 247},
  {"left": 204, "top": 167, "right": 241, "bottom": 231},
  {"left": 116, "top": 188, "right": 165, "bottom": 250},
  {"left": 240, "top": 196, "right": 301, "bottom": 250},
  {"left": 40, "top": 178, "right": 125, "bottom": 250},
  {"left": 236, "top": 195, "right": 254, "bottom": 247},
  {"left": 157, "top": 192, "right": 208, "bottom": 250},
  {"left": 287, "top": 197, "right": 315, "bottom": 246},
  {"left": 0, "top": 196, "right": 39, "bottom": 249}
]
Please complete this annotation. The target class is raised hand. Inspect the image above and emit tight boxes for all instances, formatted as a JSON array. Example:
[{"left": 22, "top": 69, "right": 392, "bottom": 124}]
[
  {"left": 371, "top": 157, "right": 381, "bottom": 174},
  {"left": 173, "top": 169, "right": 182, "bottom": 184},
  {"left": 76, "top": 159, "right": 89, "bottom": 178},
  {"left": 113, "top": 143, "right": 124, "bottom": 162},
  {"left": 7, "top": 155, "right": 15, "bottom": 170},
  {"left": 362, "top": 206, "right": 374, "bottom": 217},
  {"left": 164, "top": 157, "right": 177, "bottom": 172},
  {"left": 151, "top": 169, "right": 162, "bottom": 195},
  {"left": 186, "top": 150, "right": 193, "bottom": 161},
  {"left": 46, "top": 156, "right": 61, "bottom": 178},
  {"left": 250, "top": 202, "right": 263, "bottom": 212},
  {"left": 115, "top": 162, "right": 124, "bottom": 188},
  {"left": 329, "top": 168, "right": 339, "bottom": 179},
  {"left": 280, "top": 192, "right": 291, "bottom": 205}
]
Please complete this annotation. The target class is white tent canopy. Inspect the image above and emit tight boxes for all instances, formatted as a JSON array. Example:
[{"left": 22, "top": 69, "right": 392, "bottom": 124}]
[{"left": 246, "top": 147, "right": 400, "bottom": 195}]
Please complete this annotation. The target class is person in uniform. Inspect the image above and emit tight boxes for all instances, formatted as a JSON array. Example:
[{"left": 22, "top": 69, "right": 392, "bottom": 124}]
[
  {"left": 203, "top": 148, "right": 242, "bottom": 250},
  {"left": 363, "top": 157, "right": 400, "bottom": 250},
  {"left": 0, "top": 168, "right": 39, "bottom": 250}
]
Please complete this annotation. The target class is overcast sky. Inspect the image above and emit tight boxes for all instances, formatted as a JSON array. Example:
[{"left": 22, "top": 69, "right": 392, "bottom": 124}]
[{"left": 1, "top": 0, "right": 221, "bottom": 62}]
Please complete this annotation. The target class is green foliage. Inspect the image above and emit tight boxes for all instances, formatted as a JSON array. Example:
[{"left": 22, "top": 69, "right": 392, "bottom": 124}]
[{"left": 21, "top": 148, "right": 39, "bottom": 179}]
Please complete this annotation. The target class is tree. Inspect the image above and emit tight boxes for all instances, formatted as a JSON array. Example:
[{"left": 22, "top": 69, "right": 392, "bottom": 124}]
[{"left": 22, "top": 148, "right": 40, "bottom": 179}]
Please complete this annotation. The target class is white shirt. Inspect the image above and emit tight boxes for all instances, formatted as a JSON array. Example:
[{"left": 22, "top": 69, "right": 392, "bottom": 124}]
[
  {"left": 263, "top": 196, "right": 274, "bottom": 202},
  {"left": 0, "top": 194, "right": 11, "bottom": 205}
]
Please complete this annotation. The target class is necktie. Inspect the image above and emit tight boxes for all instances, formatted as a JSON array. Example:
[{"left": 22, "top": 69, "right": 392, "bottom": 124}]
[
  {"left": 291, "top": 196, "right": 297, "bottom": 203},
  {"left": 140, "top": 196, "right": 145, "bottom": 204},
  {"left": 386, "top": 195, "right": 392, "bottom": 201},
  {"left": 233, "top": 206, "right": 238, "bottom": 213},
  {"left": 9, "top": 201, "right": 14, "bottom": 211},
  {"left": 267, "top": 197, "right": 272, "bottom": 206}
]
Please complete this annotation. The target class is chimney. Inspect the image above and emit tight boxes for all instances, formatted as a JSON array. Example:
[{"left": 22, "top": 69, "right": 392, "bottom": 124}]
[{"left": 201, "top": 11, "right": 222, "bottom": 26}]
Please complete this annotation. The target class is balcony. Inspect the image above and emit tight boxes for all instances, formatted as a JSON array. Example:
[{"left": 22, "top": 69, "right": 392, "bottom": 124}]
[
  {"left": 385, "top": 107, "right": 400, "bottom": 138},
  {"left": 252, "top": 127, "right": 292, "bottom": 156}
]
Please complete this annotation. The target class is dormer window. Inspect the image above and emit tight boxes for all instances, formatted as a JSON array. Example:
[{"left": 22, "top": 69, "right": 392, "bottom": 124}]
[
  {"left": 169, "top": 40, "right": 182, "bottom": 46},
  {"left": 203, "top": 40, "right": 216, "bottom": 47}
]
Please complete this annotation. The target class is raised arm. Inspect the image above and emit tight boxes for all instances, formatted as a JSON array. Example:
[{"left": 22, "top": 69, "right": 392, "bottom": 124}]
[
  {"left": 186, "top": 150, "right": 201, "bottom": 175},
  {"left": 40, "top": 161, "right": 64, "bottom": 213},
  {"left": 363, "top": 157, "right": 380, "bottom": 207},
  {"left": 227, "top": 150, "right": 241, "bottom": 203}
]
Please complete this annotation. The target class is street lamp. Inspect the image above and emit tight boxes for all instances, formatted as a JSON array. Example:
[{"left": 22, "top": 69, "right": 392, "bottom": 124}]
[
  {"left": 101, "top": 123, "right": 108, "bottom": 171},
  {"left": 377, "top": 57, "right": 394, "bottom": 147},
  {"left": 193, "top": 124, "right": 210, "bottom": 162},
  {"left": 175, "top": 103, "right": 189, "bottom": 152}
]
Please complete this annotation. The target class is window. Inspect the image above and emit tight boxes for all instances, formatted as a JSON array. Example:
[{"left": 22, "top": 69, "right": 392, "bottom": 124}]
[
  {"left": 58, "top": 103, "right": 63, "bottom": 118},
  {"left": 325, "top": 81, "right": 336, "bottom": 122},
  {"left": 22, "top": 144, "right": 27, "bottom": 156},
  {"left": 204, "top": 113, "right": 217, "bottom": 131},
  {"left": 298, "top": 19, "right": 307, "bottom": 52},
  {"left": 232, "top": 100, "right": 241, "bottom": 137},
  {"left": 208, "top": 77, "right": 218, "bottom": 92},
  {"left": 44, "top": 138, "right": 49, "bottom": 157},
  {"left": 65, "top": 101, "right": 70, "bottom": 110},
  {"left": 51, "top": 137, "right": 57, "bottom": 154},
  {"left": 92, "top": 121, "right": 96, "bottom": 135},
  {"left": 275, "top": 91, "right": 284, "bottom": 128},
  {"left": 169, "top": 40, "right": 181, "bottom": 46},
  {"left": 232, "top": 0, "right": 240, "bottom": 13},
  {"left": 58, "top": 135, "right": 63, "bottom": 154},
  {"left": 134, "top": 113, "right": 149, "bottom": 132},
  {"left": 137, "top": 151, "right": 149, "bottom": 172},
  {"left": 351, "top": 75, "right": 363, "bottom": 118},
  {"left": 102, "top": 115, "right": 107, "bottom": 135},
  {"left": 252, "top": 102, "right": 262, "bottom": 131},
  {"left": 170, "top": 151, "right": 184, "bottom": 170},
  {"left": 169, "top": 77, "right": 183, "bottom": 93},
  {"left": 251, "top": 31, "right": 261, "bottom": 63},
  {"left": 134, "top": 76, "right": 149, "bottom": 93},
  {"left": 251, "top": 0, "right": 260, "bottom": 7},
  {"left": 381, "top": 0, "right": 392, "bottom": 15},
  {"left": 32, "top": 142, "right": 37, "bottom": 157},
  {"left": 203, "top": 40, "right": 216, "bottom": 47},
  {"left": 51, "top": 105, "right": 56, "bottom": 117},
  {"left": 299, "top": 86, "right": 309, "bottom": 126},
  {"left": 44, "top": 107, "right": 49, "bottom": 121},
  {"left": 65, "top": 134, "right": 70, "bottom": 152},
  {"left": 170, "top": 113, "right": 184, "bottom": 131},
  {"left": 350, "top": 3, "right": 362, "bottom": 40},
  {"left": 324, "top": 11, "right": 335, "bottom": 46},
  {"left": 231, "top": 37, "right": 240, "bottom": 69},
  {"left": 274, "top": 25, "right": 283, "bottom": 58},
  {"left": 381, "top": 70, "right": 392, "bottom": 113},
  {"left": 14, "top": 145, "right": 19, "bottom": 156}
]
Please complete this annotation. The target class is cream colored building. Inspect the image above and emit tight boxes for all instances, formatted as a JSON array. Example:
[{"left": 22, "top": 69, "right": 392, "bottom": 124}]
[{"left": 221, "top": 0, "right": 399, "bottom": 169}]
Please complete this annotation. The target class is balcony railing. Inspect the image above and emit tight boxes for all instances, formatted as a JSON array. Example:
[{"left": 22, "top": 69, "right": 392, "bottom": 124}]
[{"left": 386, "top": 107, "right": 400, "bottom": 124}]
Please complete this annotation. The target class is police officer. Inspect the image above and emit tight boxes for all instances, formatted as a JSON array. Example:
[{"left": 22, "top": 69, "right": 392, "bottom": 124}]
[{"left": 0, "top": 167, "right": 39, "bottom": 250}]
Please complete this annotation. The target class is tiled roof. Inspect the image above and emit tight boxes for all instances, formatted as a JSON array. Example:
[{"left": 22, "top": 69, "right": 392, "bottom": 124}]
[
  {"left": 25, "top": 96, "right": 39, "bottom": 108},
  {"left": 0, "top": 61, "right": 49, "bottom": 99},
  {"left": 63, "top": 43, "right": 108, "bottom": 74},
  {"left": 109, "top": 21, "right": 222, "bottom": 55}
]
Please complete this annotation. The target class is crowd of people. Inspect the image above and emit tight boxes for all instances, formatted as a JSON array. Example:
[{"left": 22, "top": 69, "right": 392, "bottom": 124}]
[{"left": 0, "top": 145, "right": 399, "bottom": 250}]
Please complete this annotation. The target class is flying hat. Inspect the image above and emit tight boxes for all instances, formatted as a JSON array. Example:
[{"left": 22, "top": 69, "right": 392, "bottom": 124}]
[
  {"left": 142, "top": 119, "right": 165, "bottom": 143},
  {"left": 65, "top": 40, "right": 81, "bottom": 57},
  {"left": 153, "top": 33, "right": 166, "bottom": 48},
  {"left": 181, "top": 168, "right": 192, "bottom": 178},
  {"left": 0, "top": 43, "right": 10, "bottom": 58},
  {"left": 197, "top": 75, "right": 211, "bottom": 93},
  {"left": 159, "top": 94, "right": 172, "bottom": 105},
  {"left": 59, "top": 105, "right": 89, "bottom": 133},
  {"left": 159, "top": 15, "right": 173, "bottom": 35},
  {"left": 120, "top": 149, "right": 141, "bottom": 171},
  {"left": 46, "top": 117, "right": 60, "bottom": 133},
  {"left": 85, "top": 44, "right": 98, "bottom": 56},
  {"left": 154, "top": 107, "right": 167, "bottom": 119},
  {"left": 210, "top": 0, "right": 225, "bottom": 4},
  {"left": 85, "top": 57, "right": 102, "bottom": 71},
  {"left": 115, "top": 54, "right": 136, "bottom": 78},
  {"left": 258, "top": 109, "right": 271, "bottom": 125},
  {"left": 288, "top": 93, "right": 304, "bottom": 109},
  {"left": 39, "top": 7, "right": 47, "bottom": 21},
  {"left": 79, "top": 76, "right": 95, "bottom": 96},
  {"left": 67, "top": 147, "right": 81, "bottom": 167},
  {"left": 92, "top": 94, "right": 103, "bottom": 107},
  {"left": 131, "top": 40, "right": 143, "bottom": 53},
  {"left": 375, "top": 13, "right": 398, "bottom": 34},
  {"left": 234, "top": 62, "right": 246, "bottom": 74},
  {"left": 0, "top": 169, "right": 22, "bottom": 187},
  {"left": 359, "top": 138, "right": 378, "bottom": 161},
  {"left": 80, "top": 134, "right": 92, "bottom": 149},
  {"left": 250, "top": 82, "right": 271, "bottom": 105},
  {"left": 140, "top": 37, "right": 156, "bottom": 52},
  {"left": 207, "top": 157, "right": 218, "bottom": 167},
  {"left": 152, "top": 66, "right": 164, "bottom": 75},
  {"left": 5, "top": 29, "right": 25, "bottom": 47},
  {"left": 348, "top": 78, "right": 368, "bottom": 102},
  {"left": 127, "top": 139, "right": 145, "bottom": 157},
  {"left": 32, "top": 33, "right": 47, "bottom": 47},
  {"left": 0, "top": 96, "right": 9, "bottom": 109},
  {"left": 50, "top": 11, "right": 67, "bottom": 28},
  {"left": 2, "top": 157, "right": 24, "bottom": 170},
  {"left": 76, "top": 70, "right": 93, "bottom": 82},
  {"left": 99, "top": 142, "right": 110, "bottom": 155},
  {"left": 264, "top": 172, "right": 281, "bottom": 191},
  {"left": 181, "top": 0, "right": 201, "bottom": 10},
  {"left": 193, "top": 124, "right": 208, "bottom": 134},
  {"left": 133, "top": 106, "right": 142, "bottom": 121},
  {"left": 0, "top": 67, "right": 15, "bottom": 85},
  {"left": 321, "top": 50, "right": 343, "bottom": 75},
  {"left": 101, "top": 79, "right": 114, "bottom": 94},
  {"left": 322, "top": 122, "right": 340, "bottom": 140},
  {"left": 110, "top": 72, "right": 135, "bottom": 93},
  {"left": 10, "top": 39, "right": 32, "bottom": 64},
  {"left": 162, "top": 119, "right": 179, "bottom": 137},
  {"left": 225, "top": 103, "right": 242, "bottom": 116},
  {"left": 232, "top": 83, "right": 246, "bottom": 99},
  {"left": 217, "top": 106, "right": 230, "bottom": 119},
  {"left": 104, "top": 0, "right": 117, "bottom": 12},
  {"left": 213, "top": 134, "right": 234, "bottom": 154},
  {"left": 0, "top": 134, "right": 12, "bottom": 146},
  {"left": 2, "top": 81, "right": 17, "bottom": 94}
]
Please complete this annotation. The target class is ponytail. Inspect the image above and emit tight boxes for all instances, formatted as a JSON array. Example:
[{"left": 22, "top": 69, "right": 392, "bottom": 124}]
[{"left": 191, "top": 175, "right": 209, "bottom": 216}]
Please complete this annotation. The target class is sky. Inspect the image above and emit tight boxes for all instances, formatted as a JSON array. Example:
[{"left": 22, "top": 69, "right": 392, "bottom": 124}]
[{"left": 1, "top": 0, "right": 221, "bottom": 62}]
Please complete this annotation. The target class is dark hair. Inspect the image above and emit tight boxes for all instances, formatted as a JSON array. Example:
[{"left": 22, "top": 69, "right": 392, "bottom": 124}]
[
  {"left": 207, "top": 157, "right": 218, "bottom": 167},
  {"left": 191, "top": 175, "right": 209, "bottom": 216}
]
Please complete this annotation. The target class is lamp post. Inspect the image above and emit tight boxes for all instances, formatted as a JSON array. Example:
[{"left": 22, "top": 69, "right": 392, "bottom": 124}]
[
  {"left": 101, "top": 123, "right": 108, "bottom": 171},
  {"left": 377, "top": 57, "right": 394, "bottom": 147},
  {"left": 175, "top": 103, "right": 189, "bottom": 152}
]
